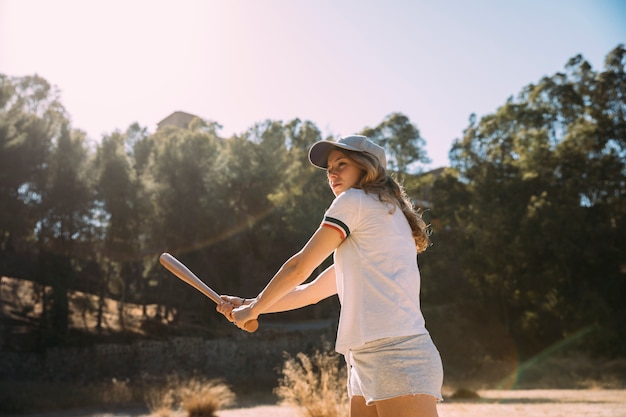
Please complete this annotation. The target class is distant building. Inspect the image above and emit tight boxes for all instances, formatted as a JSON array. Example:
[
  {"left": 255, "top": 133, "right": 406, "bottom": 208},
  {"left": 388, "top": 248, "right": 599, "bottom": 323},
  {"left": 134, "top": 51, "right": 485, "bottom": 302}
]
[{"left": 157, "top": 111, "right": 198, "bottom": 130}]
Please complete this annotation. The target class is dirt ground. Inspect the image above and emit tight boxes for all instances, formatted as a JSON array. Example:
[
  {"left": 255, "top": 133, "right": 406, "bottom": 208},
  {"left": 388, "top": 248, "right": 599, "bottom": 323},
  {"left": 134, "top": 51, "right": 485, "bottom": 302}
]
[
  {"left": 216, "top": 390, "right": 626, "bottom": 417},
  {"left": 5, "top": 390, "right": 624, "bottom": 417}
]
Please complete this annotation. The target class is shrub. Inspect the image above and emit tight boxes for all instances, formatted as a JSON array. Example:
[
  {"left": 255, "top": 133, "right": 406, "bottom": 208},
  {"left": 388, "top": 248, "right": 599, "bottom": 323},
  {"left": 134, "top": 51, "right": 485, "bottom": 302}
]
[
  {"left": 275, "top": 344, "right": 348, "bottom": 417},
  {"left": 180, "top": 377, "right": 236, "bottom": 417},
  {"left": 142, "top": 374, "right": 235, "bottom": 417}
]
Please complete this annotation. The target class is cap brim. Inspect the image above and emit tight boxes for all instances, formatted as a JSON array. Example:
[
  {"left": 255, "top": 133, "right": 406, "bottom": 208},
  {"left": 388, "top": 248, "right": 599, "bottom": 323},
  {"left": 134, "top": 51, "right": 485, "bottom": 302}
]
[{"left": 308, "top": 141, "right": 362, "bottom": 169}]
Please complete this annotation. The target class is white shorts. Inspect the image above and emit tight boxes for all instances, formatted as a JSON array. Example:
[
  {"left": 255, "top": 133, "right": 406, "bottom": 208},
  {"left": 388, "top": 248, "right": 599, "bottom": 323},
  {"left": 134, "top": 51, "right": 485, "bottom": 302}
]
[{"left": 346, "top": 333, "right": 444, "bottom": 405}]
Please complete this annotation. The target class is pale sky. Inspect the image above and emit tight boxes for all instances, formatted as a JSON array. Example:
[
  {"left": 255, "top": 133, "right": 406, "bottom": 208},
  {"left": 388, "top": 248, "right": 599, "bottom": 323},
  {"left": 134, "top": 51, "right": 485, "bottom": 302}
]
[{"left": 1, "top": 0, "right": 624, "bottom": 169}]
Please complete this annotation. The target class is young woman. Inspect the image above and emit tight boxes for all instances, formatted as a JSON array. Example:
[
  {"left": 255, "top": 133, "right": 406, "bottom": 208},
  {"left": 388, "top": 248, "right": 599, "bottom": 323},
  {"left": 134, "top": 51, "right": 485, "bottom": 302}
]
[{"left": 217, "top": 135, "right": 443, "bottom": 417}]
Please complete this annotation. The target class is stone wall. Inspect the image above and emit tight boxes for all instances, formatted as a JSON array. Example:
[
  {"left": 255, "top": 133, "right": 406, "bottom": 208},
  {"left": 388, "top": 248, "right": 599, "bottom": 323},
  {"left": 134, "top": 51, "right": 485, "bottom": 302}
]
[{"left": 1, "top": 327, "right": 335, "bottom": 384}]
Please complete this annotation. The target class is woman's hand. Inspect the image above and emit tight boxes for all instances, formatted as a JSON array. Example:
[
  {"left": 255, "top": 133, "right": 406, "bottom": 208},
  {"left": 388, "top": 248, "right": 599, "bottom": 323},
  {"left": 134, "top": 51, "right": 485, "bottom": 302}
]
[
  {"left": 216, "top": 295, "right": 247, "bottom": 324},
  {"left": 231, "top": 301, "right": 259, "bottom": 330}
]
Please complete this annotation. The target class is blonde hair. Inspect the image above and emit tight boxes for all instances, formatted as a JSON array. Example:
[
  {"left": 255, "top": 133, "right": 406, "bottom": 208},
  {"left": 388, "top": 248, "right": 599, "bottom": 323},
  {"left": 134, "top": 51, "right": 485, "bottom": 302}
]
[{"left": 344, "top": 150, "right": 430, "bottom": 253}]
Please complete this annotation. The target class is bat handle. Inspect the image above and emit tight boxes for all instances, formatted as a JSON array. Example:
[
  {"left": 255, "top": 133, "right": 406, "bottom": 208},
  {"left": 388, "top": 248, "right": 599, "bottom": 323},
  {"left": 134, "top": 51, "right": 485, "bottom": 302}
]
[{"left": 244, "top": 319, "right": 259, "bottom": 332}]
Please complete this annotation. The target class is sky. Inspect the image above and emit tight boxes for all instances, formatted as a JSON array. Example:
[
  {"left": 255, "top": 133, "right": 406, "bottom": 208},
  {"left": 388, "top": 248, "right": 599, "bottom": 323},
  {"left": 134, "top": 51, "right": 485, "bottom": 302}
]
[{"left": 1, "top": 0, "right": 625, "bottom": 169}]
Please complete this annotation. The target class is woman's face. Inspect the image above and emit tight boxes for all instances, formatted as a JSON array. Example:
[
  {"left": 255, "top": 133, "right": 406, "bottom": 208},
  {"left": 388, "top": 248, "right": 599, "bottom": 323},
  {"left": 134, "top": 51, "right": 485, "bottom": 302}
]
[{"left": 326, "top": 149, "right": 363, "bottom": 196}]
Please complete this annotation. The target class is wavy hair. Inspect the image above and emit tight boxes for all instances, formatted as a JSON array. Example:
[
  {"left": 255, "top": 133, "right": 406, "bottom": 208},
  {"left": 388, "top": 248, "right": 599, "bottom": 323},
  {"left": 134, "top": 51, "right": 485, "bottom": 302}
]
[{"left": 342, "top": 149, "right": 431, "bottom": 253}]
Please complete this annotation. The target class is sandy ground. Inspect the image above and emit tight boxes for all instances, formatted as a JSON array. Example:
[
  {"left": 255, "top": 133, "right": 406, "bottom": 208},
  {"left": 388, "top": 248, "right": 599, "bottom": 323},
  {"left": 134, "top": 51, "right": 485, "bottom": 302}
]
[
  {"left": 7, "top": 390, "right": 625, "bottom": 417},
  {"left": 436, "top": 390, "right": 626, "bottom": 417},
  {"left": 216, "top": 390, "right": 626, "bottom": 417}
]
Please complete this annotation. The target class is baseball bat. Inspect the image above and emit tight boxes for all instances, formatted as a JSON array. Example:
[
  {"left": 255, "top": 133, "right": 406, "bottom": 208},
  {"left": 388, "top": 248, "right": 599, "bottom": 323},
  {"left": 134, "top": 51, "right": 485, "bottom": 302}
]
[{"left": 159, "top": 252, "right": 259, "bottom": 333}]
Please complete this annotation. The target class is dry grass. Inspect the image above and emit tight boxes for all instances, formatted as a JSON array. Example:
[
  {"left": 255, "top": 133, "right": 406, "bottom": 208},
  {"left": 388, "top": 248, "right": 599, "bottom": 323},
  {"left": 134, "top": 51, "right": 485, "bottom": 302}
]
[
  {"left": 91, "top": 378, "right": 136, "bottom": 404},
  {"left": 180, "top": 377, "right": 236, "bottom": 417},
  {"left": 143, "top": 377, "right": 177, "bottom": 417},
  {"left": 142, "top": 374, "right": 235, "bottom": 417},
  {"left": 0, "top": 375, "right": 235, "bottom": 416},
  {"left": 0, "top": 379, "right": 140, "bottom": 413},
  {"left": 275, "top": 344, "right": 348, "bottom": 417}
]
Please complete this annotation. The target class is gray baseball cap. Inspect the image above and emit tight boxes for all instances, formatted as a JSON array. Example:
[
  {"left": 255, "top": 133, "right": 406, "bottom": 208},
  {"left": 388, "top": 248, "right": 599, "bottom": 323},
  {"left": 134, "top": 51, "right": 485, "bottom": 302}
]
[{"left": 308, "top": 135, "right": 387, "bottom": 170}]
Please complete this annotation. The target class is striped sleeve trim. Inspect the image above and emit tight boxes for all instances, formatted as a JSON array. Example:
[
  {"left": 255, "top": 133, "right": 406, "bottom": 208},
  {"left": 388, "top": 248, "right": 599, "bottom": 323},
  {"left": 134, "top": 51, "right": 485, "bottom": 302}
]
[{"left": 322, "top": 216, "right": 350, "bottom": 240}]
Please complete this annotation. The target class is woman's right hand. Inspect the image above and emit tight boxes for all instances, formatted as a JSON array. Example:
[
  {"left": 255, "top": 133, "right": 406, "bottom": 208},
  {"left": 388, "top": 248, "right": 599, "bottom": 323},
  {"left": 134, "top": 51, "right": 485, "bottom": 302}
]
[{"left": 231, "top": 301, "right": 259, "bottom": 330}]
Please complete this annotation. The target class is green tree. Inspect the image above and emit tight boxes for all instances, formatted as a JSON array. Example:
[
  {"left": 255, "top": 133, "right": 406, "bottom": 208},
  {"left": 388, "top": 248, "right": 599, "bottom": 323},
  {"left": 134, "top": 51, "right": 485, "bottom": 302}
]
[
  {"left": 273, "top": 118, "right": 329, "bottom": 245},
  {"left": 362, "top": 112, "right": 431, "bottom": 181},
  {"left": 93, "top": 129, "right": 147, "bottom": 328},
  {"left": 0, "top": 75, "right": 61, "bottom": 275},
  {"left": 141, "top": 122, "right": 225, "bottom": 324},
  {"left": 441, "top": 45, "right": 626, "bottom": 355},
  {"left": 37, "top": 125, "right": 93, "bottom": 345}
]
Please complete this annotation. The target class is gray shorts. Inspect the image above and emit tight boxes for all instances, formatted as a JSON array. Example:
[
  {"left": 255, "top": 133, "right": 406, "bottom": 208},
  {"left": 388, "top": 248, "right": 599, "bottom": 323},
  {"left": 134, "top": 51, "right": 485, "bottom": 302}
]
[{"left": 346, "top": 333, "right": 444, "bottom": 405}]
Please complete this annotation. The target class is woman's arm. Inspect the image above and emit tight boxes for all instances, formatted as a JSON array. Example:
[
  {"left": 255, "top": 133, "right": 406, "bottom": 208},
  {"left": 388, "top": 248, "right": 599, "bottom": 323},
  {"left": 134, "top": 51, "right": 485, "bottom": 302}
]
[
  {"left": 260, "top": 264, "right": 337, "bottom": 313},
  {"left": 231, "top": 226, "right": 342, "bottom": 327},
  {"left": 217, "top": 266, "right": 336, "bottom": 319}
]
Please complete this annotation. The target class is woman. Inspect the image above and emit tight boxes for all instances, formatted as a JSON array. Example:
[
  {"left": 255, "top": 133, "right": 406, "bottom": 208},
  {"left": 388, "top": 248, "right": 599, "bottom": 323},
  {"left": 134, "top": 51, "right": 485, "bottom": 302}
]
[{"left": 218, "top": 135, "right": 443, "bottom": 417}]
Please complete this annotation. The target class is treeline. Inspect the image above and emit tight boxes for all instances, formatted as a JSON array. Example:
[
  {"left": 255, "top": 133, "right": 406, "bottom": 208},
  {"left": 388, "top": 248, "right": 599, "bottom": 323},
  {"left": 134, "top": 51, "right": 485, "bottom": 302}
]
[{"left": 1, "top": 45, "right": 624, "bottom": 357}]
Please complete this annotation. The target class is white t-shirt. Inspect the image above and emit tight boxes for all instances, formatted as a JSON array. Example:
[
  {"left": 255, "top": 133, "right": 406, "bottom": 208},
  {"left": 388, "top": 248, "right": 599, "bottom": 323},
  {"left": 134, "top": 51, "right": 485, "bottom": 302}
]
[{"left": 322, "top": 188, "right": 428, "bottom": 355}]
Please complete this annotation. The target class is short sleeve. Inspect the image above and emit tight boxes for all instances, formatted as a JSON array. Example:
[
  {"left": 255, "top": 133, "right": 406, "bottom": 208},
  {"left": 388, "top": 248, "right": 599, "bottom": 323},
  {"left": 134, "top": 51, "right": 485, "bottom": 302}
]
[{"left": 321, "top": 189, "right": 362, "bottom": 240}]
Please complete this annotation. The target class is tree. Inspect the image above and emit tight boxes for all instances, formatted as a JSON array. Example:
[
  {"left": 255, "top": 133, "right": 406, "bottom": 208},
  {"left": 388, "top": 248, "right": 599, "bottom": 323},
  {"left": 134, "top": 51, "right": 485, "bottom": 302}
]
[
  {"left": 37, "top": 125, "right": 93, "bottom": 345},
  {"left": 362, "top": 112, "right": 431, "bottom": 181},
  {"left": 0, "top": 75, "right": 61, "bottom": 275},
  {"left": 93, "top": 130, "right": 147, "bottom": 327},
  {"left": 440, "top": 45, "right": 626, "bottom": 355},
  {"left": 140, "top": 123, "right": 225, "bottom": 323}
]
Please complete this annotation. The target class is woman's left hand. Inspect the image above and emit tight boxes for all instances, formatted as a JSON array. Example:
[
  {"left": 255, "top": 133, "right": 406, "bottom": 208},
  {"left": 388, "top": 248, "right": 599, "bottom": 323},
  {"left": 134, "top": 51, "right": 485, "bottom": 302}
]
[{"left": 216, "top": 295, "right": 246, "bottom": 323}]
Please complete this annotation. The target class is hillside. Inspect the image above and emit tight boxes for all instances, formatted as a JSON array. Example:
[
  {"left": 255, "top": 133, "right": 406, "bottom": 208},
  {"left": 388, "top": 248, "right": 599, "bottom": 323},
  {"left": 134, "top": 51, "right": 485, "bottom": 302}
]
[{"left": 2, "top": 275, "right": 625, "bottom": 391}]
